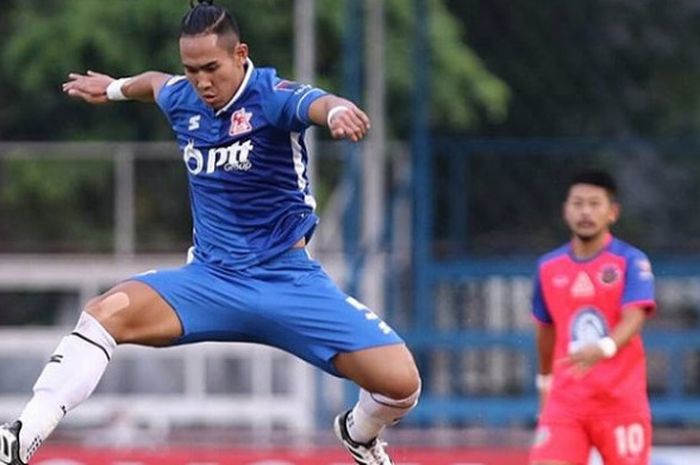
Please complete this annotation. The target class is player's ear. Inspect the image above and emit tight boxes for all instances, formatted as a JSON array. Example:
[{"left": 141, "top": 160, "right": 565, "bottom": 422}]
[
  {"left": 609, "top": 201, "right": 621, "bottom": 224},
  {"left": 234, "top": 43, "right": 248, "bottom": 63}
]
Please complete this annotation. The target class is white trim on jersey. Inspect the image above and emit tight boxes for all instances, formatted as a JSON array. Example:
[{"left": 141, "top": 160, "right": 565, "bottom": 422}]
[
  {"left": 290, "top": 132, "right": 317, "bottom": 210},
  {"left": 216, "top": 58, "right": 256, "bottom": 116},
  {"left": 295, "top": 86, "right": 318, "bottom": 122},
  {"left": 166, "top": 75, "right": 187, "bottom": 87}
]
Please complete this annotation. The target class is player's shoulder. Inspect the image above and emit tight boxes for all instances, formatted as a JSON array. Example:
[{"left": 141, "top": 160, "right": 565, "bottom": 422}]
[
  {"left": 607, "top": 236, "right": 649, "bottom": 262},
  {"left": 254, "top": 66, "right": 313, "bottom": 96},
  {"left": 537, "top": 243, "right": 570, "bottom": 269},
  {"left": 157, "top": 75, "right": 199, "bottom": 108}
]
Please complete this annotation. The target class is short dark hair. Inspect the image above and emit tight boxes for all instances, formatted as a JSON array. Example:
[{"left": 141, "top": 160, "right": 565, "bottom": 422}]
[
  {"left": 569, "top": 170, "right": 618, "bottom": 199},
  {"left": 181, "top": 0, "right": 240, "bottom": 40}
]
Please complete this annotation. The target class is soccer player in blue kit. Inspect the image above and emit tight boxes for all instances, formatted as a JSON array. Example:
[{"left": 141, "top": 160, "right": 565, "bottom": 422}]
[{"left": 0, "top": 2, "right": 420, "bottom": 465}]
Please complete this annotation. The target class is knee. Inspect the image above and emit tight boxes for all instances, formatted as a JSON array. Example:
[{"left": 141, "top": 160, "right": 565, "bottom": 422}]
[
  {"left": 84, "top": 292, "right": 131, "bottom": 342},
  {"left": 378, "top": 357, "right": 422, "bottom": 401}
]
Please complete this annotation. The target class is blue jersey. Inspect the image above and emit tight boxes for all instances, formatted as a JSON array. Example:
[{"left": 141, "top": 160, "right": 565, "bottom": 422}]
[{"left": 156, "top": 59, "right": 327, "bottom": 269}]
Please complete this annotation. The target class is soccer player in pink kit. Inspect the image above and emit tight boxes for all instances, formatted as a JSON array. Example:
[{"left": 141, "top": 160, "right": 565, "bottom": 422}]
[{"left": 530, "top": 170, "right": 655, "bottom": 465}]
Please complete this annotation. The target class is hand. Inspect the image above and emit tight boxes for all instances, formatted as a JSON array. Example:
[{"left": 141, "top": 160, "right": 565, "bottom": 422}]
[
  {"left": 557, "top": 343, "right": 606, "bottom": 379},
  {"left": 328, "top": 105, "right": 371, "bottom": 142},
  {"left": 62, "top": 70, "right": 114, "bottom": 104}
]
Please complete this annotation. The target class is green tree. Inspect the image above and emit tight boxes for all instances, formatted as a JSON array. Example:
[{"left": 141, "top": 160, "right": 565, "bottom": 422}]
[{"left": 0, "top": 0, "right": 508, "bottom": 140}]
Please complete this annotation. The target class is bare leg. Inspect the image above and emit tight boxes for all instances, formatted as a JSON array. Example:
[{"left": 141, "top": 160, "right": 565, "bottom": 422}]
[
  {"left": 8, "top": 280, "right": 182, "bottom": 464},
  {"left": 333, "top": 344, "right": 421, "bottom": 444}
]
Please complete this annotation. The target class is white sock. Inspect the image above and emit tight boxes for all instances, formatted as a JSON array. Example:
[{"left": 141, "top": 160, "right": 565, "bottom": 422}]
[
  {"left": 17, "top": 313, "right": 116, "bottom": 462},
  {"left": 346, "top": 387, "right": 420, "bottom": 444}
]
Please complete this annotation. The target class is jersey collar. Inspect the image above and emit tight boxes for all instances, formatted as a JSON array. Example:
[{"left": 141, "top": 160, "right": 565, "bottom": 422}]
[
  {"left": 215, "top": 58, "right": 255, "bottom": 117},
  {"left": 567, "top": 232, "right": 613, "bottom": 263}
]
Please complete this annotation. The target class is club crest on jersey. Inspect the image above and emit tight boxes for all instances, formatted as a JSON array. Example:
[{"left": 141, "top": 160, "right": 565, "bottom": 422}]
[
  {"left": 598, "top": 264, "right": 621, "bottom": 285},
  {"left": 229, "top": 107, "right": 253, "bottom": 136}
]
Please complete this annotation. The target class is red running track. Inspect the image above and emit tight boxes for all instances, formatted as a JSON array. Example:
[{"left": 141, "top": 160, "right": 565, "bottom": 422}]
[{"left": 32, "top": 446, "right": 529, "bottom": 465}]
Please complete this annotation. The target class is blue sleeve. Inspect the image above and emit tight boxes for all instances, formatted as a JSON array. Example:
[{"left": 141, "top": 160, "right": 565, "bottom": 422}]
[
  {"left": 532, "top": 272, "right": 553, "bottom": 324},
  {"left": 263, "top": 77, "right": 327, "bottom": 132},
  {"left": 622, "top": 250, "right": 656, "bottom": 309}
]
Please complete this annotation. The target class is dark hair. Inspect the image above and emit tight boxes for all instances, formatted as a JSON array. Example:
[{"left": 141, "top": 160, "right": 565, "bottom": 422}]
[
  {"left": 569, "top": 170, "right": 618, "bottom": 199},
  {"left": 181, "top": 0, "right": 240, "bottom": 40}
]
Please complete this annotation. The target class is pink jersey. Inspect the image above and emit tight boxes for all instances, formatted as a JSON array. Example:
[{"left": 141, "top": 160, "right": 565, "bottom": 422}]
[{"left": 533, "top": 233, "right": 655, "bottom": 418}]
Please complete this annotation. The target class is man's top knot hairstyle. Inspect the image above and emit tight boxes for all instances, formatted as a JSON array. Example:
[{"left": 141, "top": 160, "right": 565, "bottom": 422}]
[
  {"left": 569, "top": 169, "right": 618, "bottom": 199},
  {"left": 181, "top": 0, "right": 240, "bottom": 40}
]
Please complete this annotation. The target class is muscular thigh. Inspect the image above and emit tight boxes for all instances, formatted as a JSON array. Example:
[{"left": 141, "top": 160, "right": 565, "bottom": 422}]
[
  {"left": 530, "top": 416, "right": 590, "bottom": 465},
  {"left": 86, "top": 280, "right": 182, "bottom": 346}
]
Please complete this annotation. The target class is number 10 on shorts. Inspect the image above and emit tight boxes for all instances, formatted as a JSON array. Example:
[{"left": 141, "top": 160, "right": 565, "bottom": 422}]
[{"left": 614, "top": 423, "right": 644, "bottom": 457}]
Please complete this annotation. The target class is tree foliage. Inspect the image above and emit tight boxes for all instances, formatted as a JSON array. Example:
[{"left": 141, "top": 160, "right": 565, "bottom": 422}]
[
  {"left": 0, "top": 0, "right": 508, "bottom": 140},
  {"left": 450, "top": 0, "right": 700, "bottom": 137}
]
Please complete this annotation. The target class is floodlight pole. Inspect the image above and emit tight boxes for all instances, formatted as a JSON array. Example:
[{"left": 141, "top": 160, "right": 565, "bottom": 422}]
[
  {"left": 294, "top": 0, "right": 317, "bottom": 253},
  {"left": 361, "top": 0, "right": 387, "bottom": 314}
]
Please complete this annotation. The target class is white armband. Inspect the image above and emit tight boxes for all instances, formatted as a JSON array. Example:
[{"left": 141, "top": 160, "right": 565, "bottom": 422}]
[
  {"left": 106, "top": 77, "right": 132, "bottom": 101},
  {"left": 597, "top": 337, "right": 618, "bottom": 358},
  {"left": 326, "top": 105, "right": 349, "bottom": 127},
  {"left": 535, "top": 373, "right": 552, "bottom": 391}
]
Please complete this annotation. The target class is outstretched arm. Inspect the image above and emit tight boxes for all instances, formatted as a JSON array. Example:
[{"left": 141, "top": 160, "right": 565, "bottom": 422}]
[
  {"left": 62, "top": 71, "right": 170, "bottom": 104},
  {"left": 308, "top": 95, "right": 371, "bottom": 142}
]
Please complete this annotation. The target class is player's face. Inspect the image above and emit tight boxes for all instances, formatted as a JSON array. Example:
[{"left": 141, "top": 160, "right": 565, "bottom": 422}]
[
  {"left": 564, "top": 183, "right": 619, "bottom": 241},
  {"left": 179, "top": 33, "right": 249, "bottom": 110}
]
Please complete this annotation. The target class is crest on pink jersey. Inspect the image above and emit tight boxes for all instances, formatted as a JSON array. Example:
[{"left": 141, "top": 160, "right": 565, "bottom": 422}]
[
  {"left": 598, "top": 264, "right": 621, "bottom": 285},
  {"left": 229, "top": 108, "right": 253, "bottom": 136}
]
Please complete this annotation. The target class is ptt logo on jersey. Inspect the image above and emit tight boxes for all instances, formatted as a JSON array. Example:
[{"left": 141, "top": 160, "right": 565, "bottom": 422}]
[
  {"left": 229, "top": 107, "right": 253, "bottom": 136},
  {"left": 568, "top": 306, "right": 609, "bottom": 354},
  {"left": 183, "top": 139, "right": 254, "bottom": 175},
  {"left": 598, "top": 264, "right": 621, "bottom": 285}
]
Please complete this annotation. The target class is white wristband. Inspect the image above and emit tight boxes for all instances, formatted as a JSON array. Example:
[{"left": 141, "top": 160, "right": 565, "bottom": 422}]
[
  {"left": 106, "top": 77, "right": 132, "bottom": 101},
  {"left": 326, "top": 105, "right": 349, "bottom": 127},
  {"left": 535, "top": 374, "right": 552, "bottom": 391},
  {"left": 598, "top": 337, "right": 618, "bottom": 358}
]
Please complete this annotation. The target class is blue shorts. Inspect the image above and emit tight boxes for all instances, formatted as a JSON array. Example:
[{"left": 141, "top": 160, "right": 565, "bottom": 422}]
[{"left": 131, "top": 248, "right": 403, "bottom": 377}]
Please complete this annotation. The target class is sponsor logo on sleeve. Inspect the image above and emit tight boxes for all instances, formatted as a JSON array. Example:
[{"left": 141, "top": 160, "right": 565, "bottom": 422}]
[
  {"left": 636, "top": 258, "right": 654, "bottom": 281},
  {"left": 274, "top": 79, "right": 302, "bottom": 91}
]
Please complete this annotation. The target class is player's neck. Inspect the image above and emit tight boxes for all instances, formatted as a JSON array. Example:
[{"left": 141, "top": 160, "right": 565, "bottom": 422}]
[{"left": 570, "top": 231, "right": 611, "bottom": 260}]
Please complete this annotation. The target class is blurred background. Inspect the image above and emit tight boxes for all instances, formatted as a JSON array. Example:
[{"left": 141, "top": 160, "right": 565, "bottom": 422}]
[{"left": 2, "top": 0, "right": 700, "bottom": 464}]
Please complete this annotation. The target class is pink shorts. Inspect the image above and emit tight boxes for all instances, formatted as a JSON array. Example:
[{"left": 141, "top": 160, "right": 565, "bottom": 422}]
[{"left": 530, "top": 414, "right": 651, "bottom": 465}]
